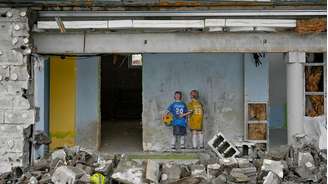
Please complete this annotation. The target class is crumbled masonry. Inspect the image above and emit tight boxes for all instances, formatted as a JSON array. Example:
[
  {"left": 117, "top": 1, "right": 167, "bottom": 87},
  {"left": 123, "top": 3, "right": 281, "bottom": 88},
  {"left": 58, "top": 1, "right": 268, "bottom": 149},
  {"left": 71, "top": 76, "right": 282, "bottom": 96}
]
[{"left": 0, "top": 133, "right": 326, "bottom": 184}]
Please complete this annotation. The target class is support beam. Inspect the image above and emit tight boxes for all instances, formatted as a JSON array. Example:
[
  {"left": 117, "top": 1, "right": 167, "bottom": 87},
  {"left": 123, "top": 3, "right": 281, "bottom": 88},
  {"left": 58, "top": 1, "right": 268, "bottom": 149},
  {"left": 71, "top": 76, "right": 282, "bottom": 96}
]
[
  {"left": 33, "top": 32, "right": 326, "bottom": 54},
  {"left": 38, "top": 10, "right": 326, "bottom": 19},
  {"left": 286, "top": 52, "right": 305, "bottom": 144}
]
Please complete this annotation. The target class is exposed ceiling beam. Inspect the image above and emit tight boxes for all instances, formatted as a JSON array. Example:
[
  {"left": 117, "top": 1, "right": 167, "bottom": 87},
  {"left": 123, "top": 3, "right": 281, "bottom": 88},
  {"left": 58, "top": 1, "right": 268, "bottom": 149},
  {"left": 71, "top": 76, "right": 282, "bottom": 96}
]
[
  {"left": 33, "top": 32, "right": 326, "bottom": 54},
  {"left": 37, "top": 19, "right": 296, "bottom": 30},
  {"left": 38, "top": 10, "right": 326, "bottom": 19}
]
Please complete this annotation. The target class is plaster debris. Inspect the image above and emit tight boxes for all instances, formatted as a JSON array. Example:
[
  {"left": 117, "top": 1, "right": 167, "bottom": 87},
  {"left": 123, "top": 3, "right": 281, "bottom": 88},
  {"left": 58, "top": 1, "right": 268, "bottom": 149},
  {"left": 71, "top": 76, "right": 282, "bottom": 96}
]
[
  {"left": 51, "top": 166, "right": 88, "bottom": 184},
  {"left": 145, "top": 160, "right": 160, "bottom": 184},
  {"left": 207, "top": 163, "right": 221, "bottom": 179},
  {"left": 230, "top": 170, "right": 250, "bottom": 183},
  {"left": 236, "top": 158, "right": 253, "bottom": 168},
  {"left": 263, "top": 171, "right": 281, "bottom": 184},
  {"left": 261, "top": 159, "right": 284, "bottom": 178},
  {"left": 161, "top": 162, "right": 182, "bottom": 182},
  {"left": 51, "top": 149, "right": 67, "bottom": 162},
  {"left": 190, "top": 164, "right": 206, "bottom": 178},
  {"left": 112, "top": 160, "right": 144, "bottom": 184},
  {"left": 0, "top": 138, "right": 326, "bottom": 184}
]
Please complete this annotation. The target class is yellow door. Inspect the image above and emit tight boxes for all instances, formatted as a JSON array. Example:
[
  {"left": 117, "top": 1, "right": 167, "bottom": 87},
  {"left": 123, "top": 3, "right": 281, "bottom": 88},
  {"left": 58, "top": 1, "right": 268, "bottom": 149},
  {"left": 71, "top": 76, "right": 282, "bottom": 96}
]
[{"left": 49, "top": 56, "right": 76, "bottom": 150}]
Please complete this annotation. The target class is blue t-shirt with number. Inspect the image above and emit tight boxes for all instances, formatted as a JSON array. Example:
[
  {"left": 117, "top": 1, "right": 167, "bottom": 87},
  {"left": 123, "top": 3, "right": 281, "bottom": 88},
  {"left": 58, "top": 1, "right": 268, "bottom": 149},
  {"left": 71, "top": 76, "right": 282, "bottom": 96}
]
[{"left": 167, "top": 101, "right": 188, "bottom": 127}]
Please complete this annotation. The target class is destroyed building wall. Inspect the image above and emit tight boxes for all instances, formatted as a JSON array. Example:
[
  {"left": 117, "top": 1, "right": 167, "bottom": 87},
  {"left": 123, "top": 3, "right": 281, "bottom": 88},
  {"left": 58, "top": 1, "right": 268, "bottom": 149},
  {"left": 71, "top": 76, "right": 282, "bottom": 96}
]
[
  {"left": 0, "top": 8, "right": 34, "bottom": 173},
  {"left": 142, "top": 53, "right": 244, "bottom": 151}
]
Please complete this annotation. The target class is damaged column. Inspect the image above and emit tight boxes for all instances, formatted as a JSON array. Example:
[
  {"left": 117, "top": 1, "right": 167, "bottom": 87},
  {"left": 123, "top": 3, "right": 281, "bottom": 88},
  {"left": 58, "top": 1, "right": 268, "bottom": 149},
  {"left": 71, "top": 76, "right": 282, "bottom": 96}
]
[
  {"left": 286, "top": 52, "right": 305, "bottom": 144},
  {"left": 0, "top": 8, "right": 34, "bottom": 174}
]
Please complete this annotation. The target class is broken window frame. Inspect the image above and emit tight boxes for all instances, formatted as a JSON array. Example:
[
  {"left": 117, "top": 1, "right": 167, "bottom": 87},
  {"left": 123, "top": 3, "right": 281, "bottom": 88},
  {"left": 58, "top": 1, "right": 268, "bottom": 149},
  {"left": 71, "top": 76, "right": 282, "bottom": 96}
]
[
  {"left": 245, "top": 101, "right": 269, "bottom": 143},
  {"left": 304, "top": 53, "right": 327, "bottom": 117}
]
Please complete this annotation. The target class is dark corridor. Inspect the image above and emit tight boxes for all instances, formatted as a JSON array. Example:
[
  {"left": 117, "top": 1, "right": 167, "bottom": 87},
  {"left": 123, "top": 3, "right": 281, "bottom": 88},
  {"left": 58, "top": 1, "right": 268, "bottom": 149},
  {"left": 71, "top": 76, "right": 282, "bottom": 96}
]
[
  {"left": 100, "top": 54, "right": 143, "bottom": 153},
  {"left": 101, "top": 54, "right": 142, "bottom": 121}
]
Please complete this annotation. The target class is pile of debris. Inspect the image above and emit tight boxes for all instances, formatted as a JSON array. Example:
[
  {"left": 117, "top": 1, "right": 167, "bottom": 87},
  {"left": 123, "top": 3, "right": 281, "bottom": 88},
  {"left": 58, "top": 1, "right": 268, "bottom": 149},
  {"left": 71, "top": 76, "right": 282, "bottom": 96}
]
[
  {"left": 0, "top": 146, "right": 117, "bottom": 184},
  {"left": 0, "top": 134, "right": 326, "bottom": 184}
]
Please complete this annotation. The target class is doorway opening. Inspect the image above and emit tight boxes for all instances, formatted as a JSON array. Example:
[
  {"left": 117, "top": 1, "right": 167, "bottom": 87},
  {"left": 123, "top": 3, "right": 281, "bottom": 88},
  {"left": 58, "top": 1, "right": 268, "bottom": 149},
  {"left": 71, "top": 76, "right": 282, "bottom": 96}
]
[{"left": 100, "top": 54, "right": 143, "bottom": 153}]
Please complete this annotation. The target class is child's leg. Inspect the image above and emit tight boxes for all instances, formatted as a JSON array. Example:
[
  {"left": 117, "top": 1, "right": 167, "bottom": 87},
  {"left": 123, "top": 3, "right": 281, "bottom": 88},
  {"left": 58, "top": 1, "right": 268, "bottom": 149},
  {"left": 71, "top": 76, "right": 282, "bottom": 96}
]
[
  {"left": 180, "top": 135, "right": 185, "bottom": 149},
  {"left": 198, "top": 131, "right": 204, "bottom": 148},
  {"left": 171, "top": 135, "right": 177, "bottom": 149},
  {"left": 192, "top": 130, "right": 197, "bottom": 149}
]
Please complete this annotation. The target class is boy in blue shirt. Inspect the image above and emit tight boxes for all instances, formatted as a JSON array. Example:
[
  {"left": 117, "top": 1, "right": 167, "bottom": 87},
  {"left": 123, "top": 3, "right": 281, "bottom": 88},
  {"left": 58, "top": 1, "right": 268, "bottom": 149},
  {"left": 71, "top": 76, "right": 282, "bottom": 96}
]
[{"left": 166, "top": 91, "right": 190, "bottom": 150}]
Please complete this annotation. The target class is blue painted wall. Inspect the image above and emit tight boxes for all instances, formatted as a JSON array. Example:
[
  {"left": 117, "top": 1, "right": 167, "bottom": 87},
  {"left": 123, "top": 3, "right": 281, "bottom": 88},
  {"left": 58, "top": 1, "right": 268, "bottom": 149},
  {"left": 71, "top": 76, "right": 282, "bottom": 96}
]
[
  {"left": 76, "top": 57, "right": 100, "bottom": 150},
  {"left": 142, "top": 53, "right": 244, "bottom": 151},
  {"left": 34, "top": 56, "right": 49, "bottom": 158},
  {"left": 268, "top": 53, "right": 287, "bottom": 128},
  {"left": 244, "top": 53, "right": 269, "bottom": 101}
]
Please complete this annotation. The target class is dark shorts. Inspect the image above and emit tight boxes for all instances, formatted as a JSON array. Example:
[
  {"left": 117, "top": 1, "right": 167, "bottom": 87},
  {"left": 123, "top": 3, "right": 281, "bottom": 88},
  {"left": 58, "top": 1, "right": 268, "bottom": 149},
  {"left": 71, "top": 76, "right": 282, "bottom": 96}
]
[{"left": 173, "top": 125, "right": 187, "bottom": 136}]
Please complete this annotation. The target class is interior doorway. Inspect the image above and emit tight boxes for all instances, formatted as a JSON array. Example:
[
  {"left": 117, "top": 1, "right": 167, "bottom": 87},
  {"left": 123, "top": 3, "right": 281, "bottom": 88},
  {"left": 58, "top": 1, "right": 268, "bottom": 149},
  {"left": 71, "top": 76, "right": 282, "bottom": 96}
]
[{"left": 100, "top": 54, "right": 143, "bottom": 153}]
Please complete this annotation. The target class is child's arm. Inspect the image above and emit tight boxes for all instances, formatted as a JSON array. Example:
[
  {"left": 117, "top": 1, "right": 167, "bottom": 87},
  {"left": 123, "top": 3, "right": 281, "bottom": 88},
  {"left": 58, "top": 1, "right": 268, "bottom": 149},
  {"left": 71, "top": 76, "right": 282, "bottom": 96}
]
[
  {"left": 179, "top": 104, "right": 192, "bottom": 117},
  {"left": 180, "top": 111, "right": 192, "bottom": 117}
]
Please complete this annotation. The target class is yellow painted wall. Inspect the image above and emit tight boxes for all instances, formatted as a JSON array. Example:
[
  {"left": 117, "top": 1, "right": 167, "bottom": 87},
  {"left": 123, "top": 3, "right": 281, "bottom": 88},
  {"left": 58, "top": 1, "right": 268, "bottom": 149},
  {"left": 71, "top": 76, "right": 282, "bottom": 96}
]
[{"left": 49, "top": 56, "right": 76, "bottom": 150}]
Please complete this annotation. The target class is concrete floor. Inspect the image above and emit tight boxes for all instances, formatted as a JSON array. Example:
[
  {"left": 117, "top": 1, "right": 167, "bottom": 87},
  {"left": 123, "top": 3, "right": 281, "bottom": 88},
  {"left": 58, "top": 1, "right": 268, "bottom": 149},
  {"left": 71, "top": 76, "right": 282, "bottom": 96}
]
[
  {"left": 100, "top": 120, "right": 143, "bottom": 153},
  {"left": 98, "top": 121, "right": 287, "bottom": 153}
]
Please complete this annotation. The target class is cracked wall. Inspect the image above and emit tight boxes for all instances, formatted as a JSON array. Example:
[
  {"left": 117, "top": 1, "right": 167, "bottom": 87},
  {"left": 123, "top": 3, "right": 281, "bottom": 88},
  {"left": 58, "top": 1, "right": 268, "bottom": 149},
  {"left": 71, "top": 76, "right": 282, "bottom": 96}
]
[{"left": 0, "top": 8, "right": 34, "bottom": 174}]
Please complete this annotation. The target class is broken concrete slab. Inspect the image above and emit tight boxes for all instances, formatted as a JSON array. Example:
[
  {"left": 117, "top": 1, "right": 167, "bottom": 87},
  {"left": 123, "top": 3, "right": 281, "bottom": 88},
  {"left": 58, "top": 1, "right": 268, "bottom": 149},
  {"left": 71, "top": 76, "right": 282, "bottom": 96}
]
[
  {"left": 263, "top": 171, "right": 281, "bottom": 184},
  {"left": 229, "top": 171, "right": 249, "bottom": 183},
  {"left": 161, "top": 162, "right": 182, "bottom": 182},
  {"left": 169, "top": 176, "right": 207, "bottom": 184},
  {"left": 230, "top": 167, "right": 257, "bottom": 177},
  {"left": 265, "top": 145, "right": 290, "bottom": 161},
  {"left": 261, "top": 159, "right": 284, "bottom": 178},
  {"left": 29, "top": 176, "right": 38, "bottom": 184},
  {"left": 236, "top": 158, "right": 253, "bottom": 168},
  {"left": 32, "top": 159, "right": 50, "bottom": 171},
  {"left": 95, "top": 159, "right": 113, "bottom": 176},
  {"left": 75, "top": 163, "right": 94, "bottom": 175},
  {"left": 219, "top": 157, "right": 238, "bottom": 167},
  {"left": 297, "top": 152, "right": 315, "bottom": 168},
  {"left": 190, "top": 164, "right": 206, "bottom": 178},
  {"left": 207, "top": 163, "right": 221, "bottom": 179},
  {"left": 51, "top": 166, "right": 88, "bottom": 184},
  {"left": 51, "top": 149, "right": 66, "bottom": 162},
  {"left": 294, "top": 152, "right": 317, "bottom": 180},
  {"left": 112, "top": 160, "right": 145, "bottom": 184},
  {"left": 230, "top": 167, "right": 256, "bottom": 183},
  {"left": 211, "top": 174, "right": 227, "bottom": 184},
  {"left": 38, "top": 173, "right": 51, "bottom": 184},
  {"left": 145, "top": 160, "right": 159, "bottom": 184}
]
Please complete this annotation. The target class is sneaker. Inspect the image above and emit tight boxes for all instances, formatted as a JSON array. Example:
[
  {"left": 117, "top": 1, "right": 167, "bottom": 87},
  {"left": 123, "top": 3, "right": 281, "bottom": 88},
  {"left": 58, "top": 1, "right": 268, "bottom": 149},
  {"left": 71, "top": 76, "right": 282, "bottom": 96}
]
[
  {"left": 171, "top": 146, "right": 176, "bottom": 150},
  {"left": 180, "top": 146, "right": 185, "bottom": 149}
]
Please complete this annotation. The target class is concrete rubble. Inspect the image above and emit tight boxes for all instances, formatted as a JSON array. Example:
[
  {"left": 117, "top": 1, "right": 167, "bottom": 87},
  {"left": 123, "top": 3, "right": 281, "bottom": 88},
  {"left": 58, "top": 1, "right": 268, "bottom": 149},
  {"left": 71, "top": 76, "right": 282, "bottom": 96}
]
[{"left": 0, "top": 133, "right": 326, "bottom": 184}]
